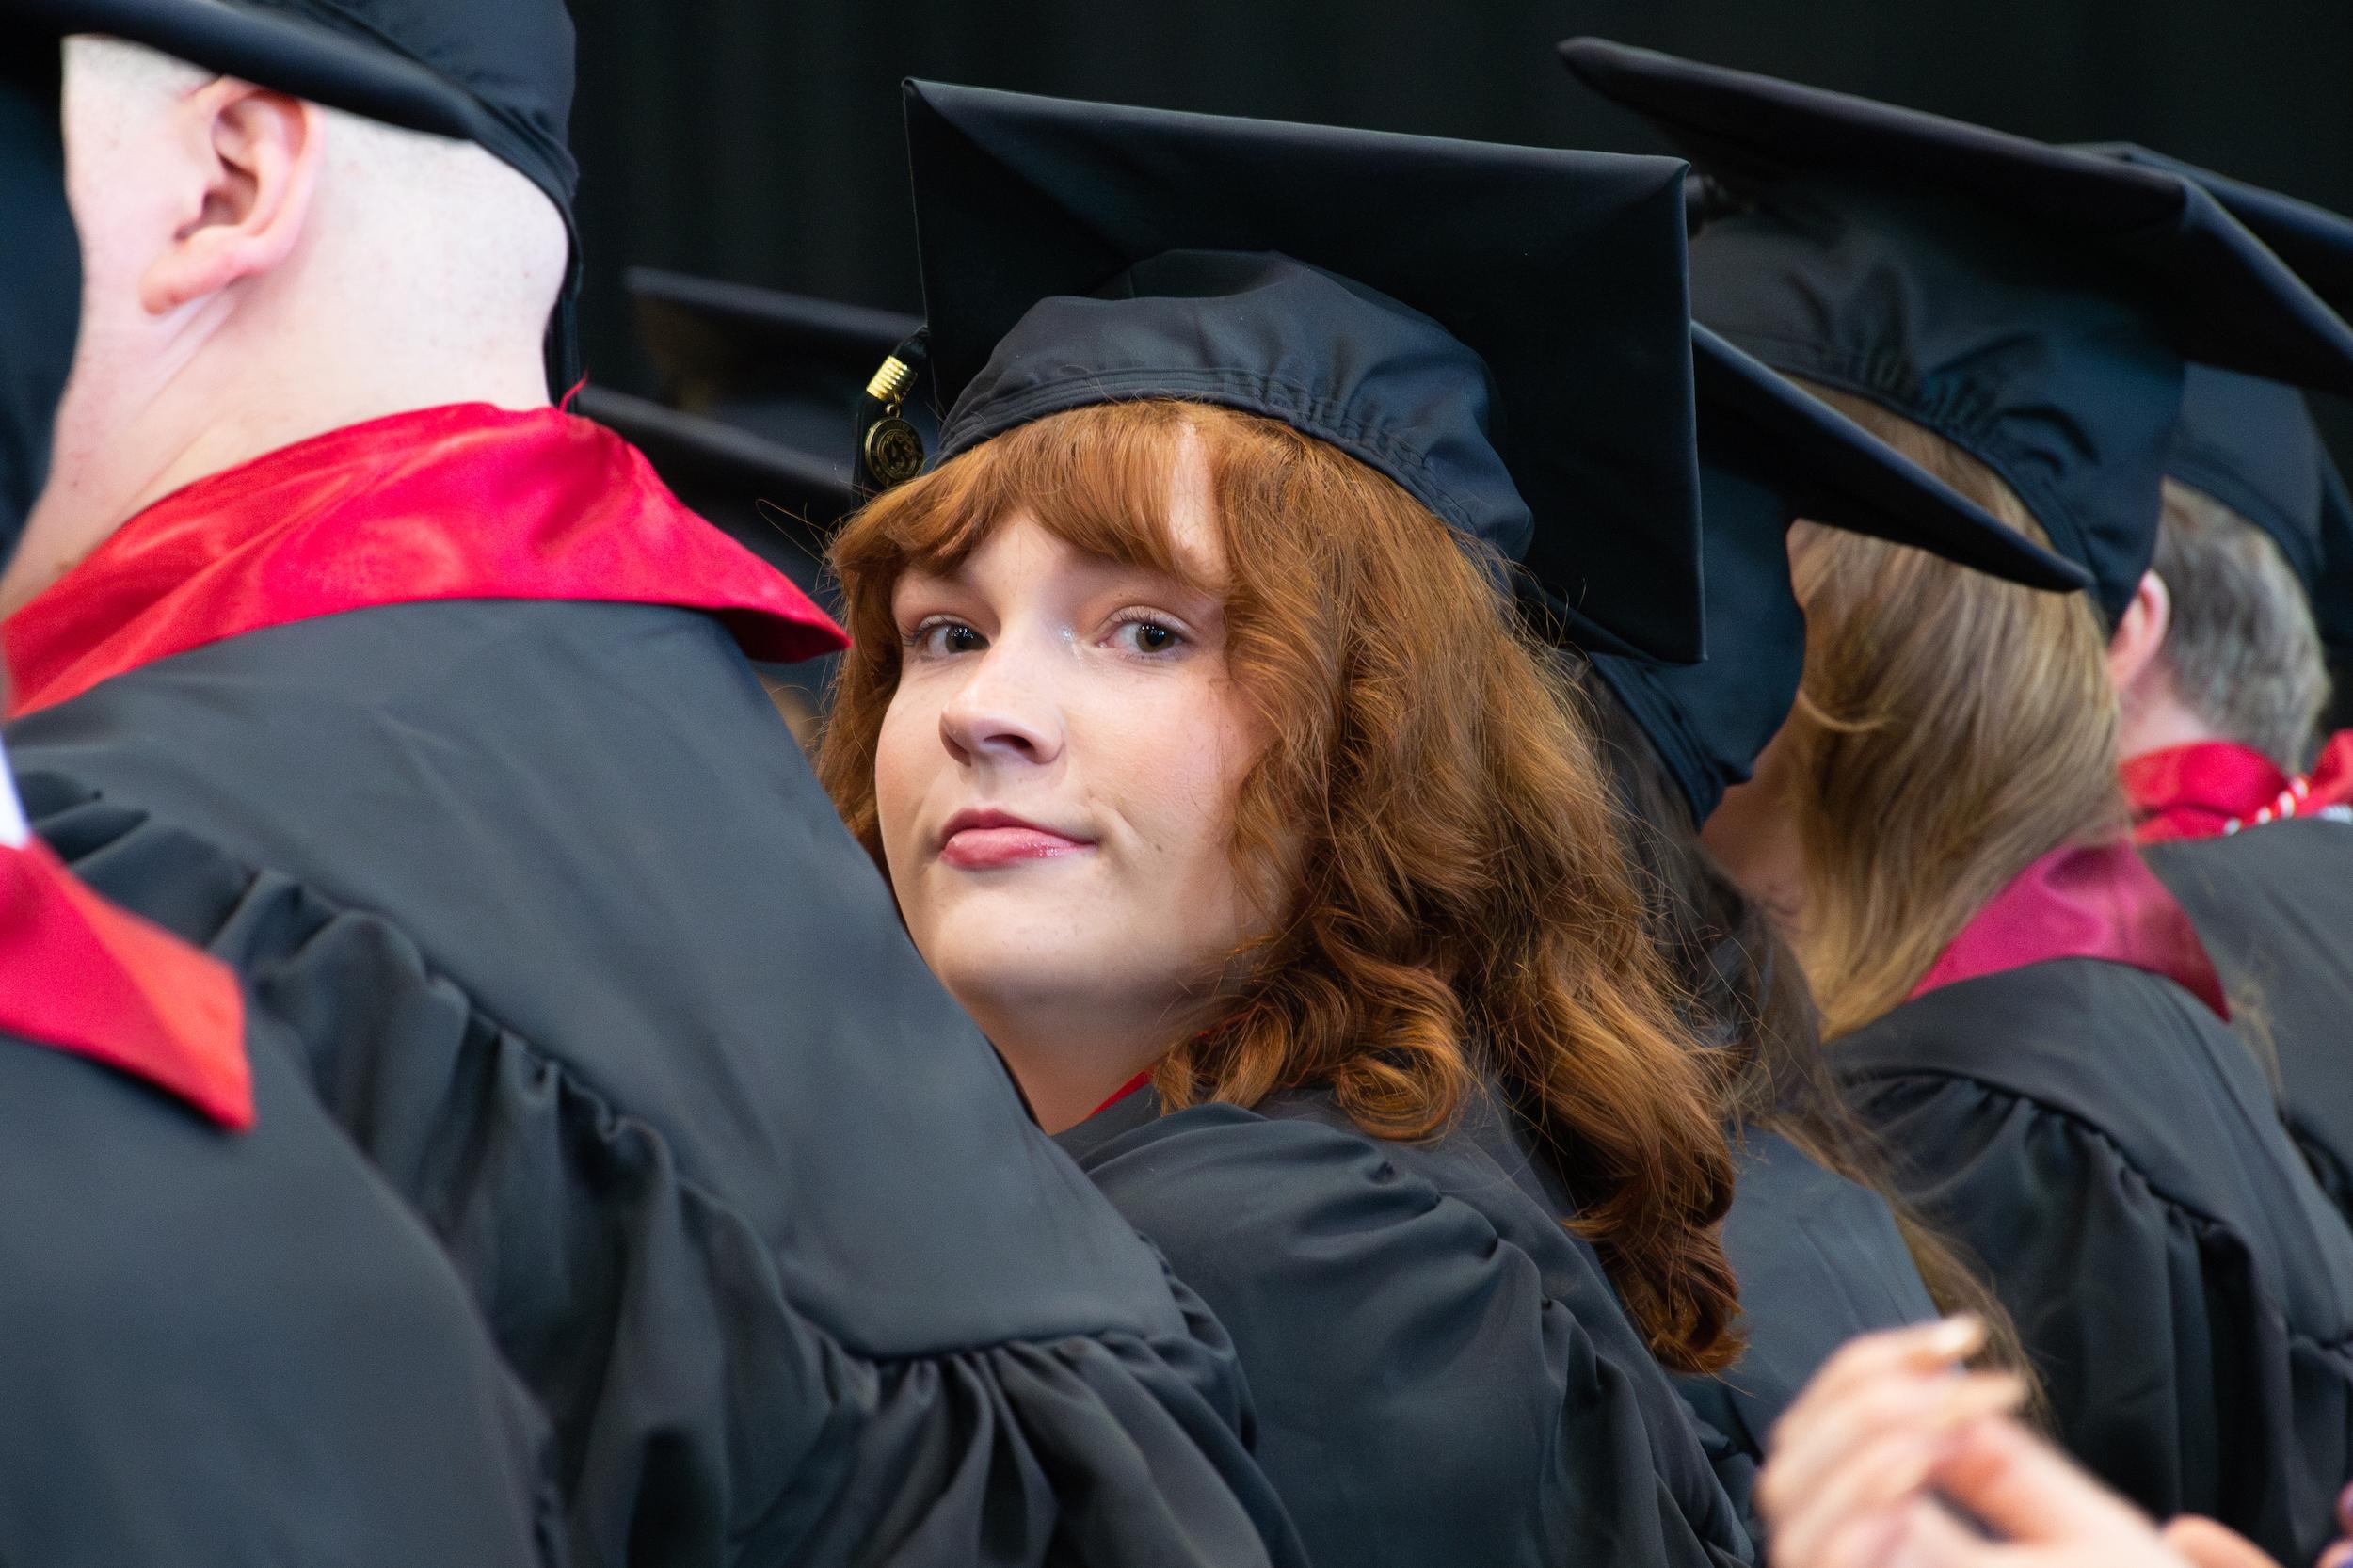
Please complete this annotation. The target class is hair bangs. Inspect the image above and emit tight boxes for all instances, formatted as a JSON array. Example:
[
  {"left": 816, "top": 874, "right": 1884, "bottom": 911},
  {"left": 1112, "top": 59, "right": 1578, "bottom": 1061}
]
[{"left": 836, "top": 400, "right": 1233, "bottom": 600}]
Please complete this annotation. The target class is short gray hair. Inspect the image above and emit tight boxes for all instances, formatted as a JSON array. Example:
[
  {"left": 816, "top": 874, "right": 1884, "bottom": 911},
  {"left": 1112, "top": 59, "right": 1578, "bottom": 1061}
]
[{"left": 2154, "top": 477, "right": 2331, "bottom": 771}]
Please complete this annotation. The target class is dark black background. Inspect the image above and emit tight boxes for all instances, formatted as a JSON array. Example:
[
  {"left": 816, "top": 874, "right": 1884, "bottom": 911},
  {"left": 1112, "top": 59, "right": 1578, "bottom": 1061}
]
[{"left": 564, "top": 0, "right": 2353, "bottom": 399}]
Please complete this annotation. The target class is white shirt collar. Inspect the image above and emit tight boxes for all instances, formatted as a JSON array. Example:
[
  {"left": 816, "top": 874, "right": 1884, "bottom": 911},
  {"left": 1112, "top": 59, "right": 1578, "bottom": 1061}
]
[{"left": 0, "top": 734, "right": 27, "bottom": 850}]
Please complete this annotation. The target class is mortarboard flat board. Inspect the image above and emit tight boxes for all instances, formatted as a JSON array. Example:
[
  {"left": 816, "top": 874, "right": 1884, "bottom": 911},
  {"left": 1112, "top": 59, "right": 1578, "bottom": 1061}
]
[
  {"left": 9, "top": 0, "right": 583, "bottom": 392},
  {"left": 2073, "top": 144, "right": 2353, "bottom": 661},
  {"left": 1560, "top": 37, "right": 2353, "bottom": 628},
  {"left": 1593, "top": 327, "right": 2090, "bottom": 824},
  {"left": 900, "top": 79, "right": 1707, "bottom": 664},
  {"left": 2078, "top": 142, "right": 2353, "bottom": 309}
]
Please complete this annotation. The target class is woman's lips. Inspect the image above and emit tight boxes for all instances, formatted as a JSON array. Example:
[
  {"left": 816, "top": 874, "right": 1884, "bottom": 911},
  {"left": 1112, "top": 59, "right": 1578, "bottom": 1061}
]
[{"left": 939, "top": 824, "right": 1096, "bottom": 870}]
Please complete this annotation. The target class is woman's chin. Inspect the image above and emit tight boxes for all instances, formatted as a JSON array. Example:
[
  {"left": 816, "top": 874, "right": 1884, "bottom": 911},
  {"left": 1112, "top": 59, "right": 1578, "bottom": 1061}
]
[{"left": 917, "top": 915, "right": 1129, "bottom": 1014}]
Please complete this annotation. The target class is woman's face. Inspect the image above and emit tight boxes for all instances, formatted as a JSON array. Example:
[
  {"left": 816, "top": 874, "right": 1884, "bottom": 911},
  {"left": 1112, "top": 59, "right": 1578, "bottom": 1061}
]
[
  {"left": 873, "top": 439, "right": 1273, "bottom": 1119},
  {"left": 1701, "top": 723, "right": 1809, "bottom": 937}
]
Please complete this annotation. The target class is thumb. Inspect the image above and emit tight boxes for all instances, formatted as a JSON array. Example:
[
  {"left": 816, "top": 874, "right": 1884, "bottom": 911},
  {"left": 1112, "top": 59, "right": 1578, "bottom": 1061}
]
[{"left": 1931, "top": 1417, "right": 2156, "bottom": 1544}]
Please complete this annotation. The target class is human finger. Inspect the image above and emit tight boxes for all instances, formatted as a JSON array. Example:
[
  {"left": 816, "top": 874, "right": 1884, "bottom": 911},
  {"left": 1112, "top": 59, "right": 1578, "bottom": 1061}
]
[
  {"left": 1776, "top": 1318, "right": 1988, "bottom": 1440},
  {"left": 1762, "top": 1370, "right": 2025, "bottom": 1534},
  {"left": 1770, "top": 1427, "right": 1954, "bottom": 1568},
  {"left": 1930, "top": 1415, "right": 2160, "bottom": 1545}
]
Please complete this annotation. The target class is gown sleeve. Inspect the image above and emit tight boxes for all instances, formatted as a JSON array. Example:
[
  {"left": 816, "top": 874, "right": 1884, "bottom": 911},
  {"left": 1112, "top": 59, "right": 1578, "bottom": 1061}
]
[
  {"left": 1680, "top": 1129, "right": 1939, "bottom": 1465},
  {"left": 0, "top": 1025, "right": 566, "bottom": 1568},
  {"left": 1847, "top": 1067, "right": 2353, "bottom": 1567},
  {"left": 1073, "top": 1102, "right": 1756, "bottom": 1568},
  {"left": 24, "top": 778, "right": 1303, "bottom": 1568}
]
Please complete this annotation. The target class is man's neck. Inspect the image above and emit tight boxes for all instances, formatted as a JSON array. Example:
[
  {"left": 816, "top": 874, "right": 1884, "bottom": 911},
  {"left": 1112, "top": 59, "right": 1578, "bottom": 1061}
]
[
  {"left": 2116, "top": 664, "right": 2231, "bottom": 766},
  {"left": 3, "top": 344, "right": 547, "bottom": 617}
]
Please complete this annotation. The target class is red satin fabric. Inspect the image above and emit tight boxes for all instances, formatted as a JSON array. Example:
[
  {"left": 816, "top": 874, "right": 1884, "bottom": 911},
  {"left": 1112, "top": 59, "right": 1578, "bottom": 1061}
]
[
  {"left": 0, "top": 839, "right": 250, "bottom": 1129},
  {"left": 2123, "top": 733, "right": 2353, "bottom": 843},
  {"left": 1909, "top": 840, "right": 2231, "bottom": 1021},
  {"left": 5, "top": 403, "right": 848, "bottom": 718},
  {"left": 2122, "top": 743, "right": 2289, "bottom": 843}
]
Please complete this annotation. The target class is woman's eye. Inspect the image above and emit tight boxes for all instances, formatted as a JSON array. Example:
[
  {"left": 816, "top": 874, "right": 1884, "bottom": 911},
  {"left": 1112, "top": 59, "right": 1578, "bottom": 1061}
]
[
  {"left": 907, "top": 619, "right": 984, "bottom": 657},
  {"left": 1110, "top": 616, "right": 1186, "bottom": 655}
]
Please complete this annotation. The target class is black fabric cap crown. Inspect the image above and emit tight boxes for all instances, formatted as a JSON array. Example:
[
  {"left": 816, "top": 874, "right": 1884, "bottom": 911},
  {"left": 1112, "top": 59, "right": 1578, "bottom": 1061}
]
[
  {"left": 903, "top": 79, "right": 1706, "bottom": 664},
  {"left": 1561, "top": 38, "right": 2353, "bottom": 628},
  {"left": 2077, "top": 144, "right": 2353, "bottom": 655},
  {"left": 12, "top": 0, "right": 582, "bottom": 392},
  {"left": 1591, "top": 327, "right": 2089, "bottom": 824},
  {"left": 0, "top": 29, "right": 78, "bottom": 557},
  {"left": 2167, "top": 366, "right": 2350, "bottom": 610}
]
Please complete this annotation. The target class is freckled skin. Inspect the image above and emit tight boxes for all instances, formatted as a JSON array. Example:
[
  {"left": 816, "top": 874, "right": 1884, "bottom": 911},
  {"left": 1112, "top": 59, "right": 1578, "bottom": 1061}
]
[{"left": 874, "top": 440, "right": 1279, "bottom": 1131}]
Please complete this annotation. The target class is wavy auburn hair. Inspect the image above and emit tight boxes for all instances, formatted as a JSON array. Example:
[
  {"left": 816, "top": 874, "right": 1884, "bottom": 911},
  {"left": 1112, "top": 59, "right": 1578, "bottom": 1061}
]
[{"left": 817, "top": 399, "right": 1742, "bottom": 1373}]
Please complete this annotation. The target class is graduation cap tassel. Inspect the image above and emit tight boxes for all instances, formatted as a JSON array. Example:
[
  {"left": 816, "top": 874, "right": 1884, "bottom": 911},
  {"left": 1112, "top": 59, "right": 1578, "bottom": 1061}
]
[{"left": 856, "top": 328, "right": 931, "bottom": 492}]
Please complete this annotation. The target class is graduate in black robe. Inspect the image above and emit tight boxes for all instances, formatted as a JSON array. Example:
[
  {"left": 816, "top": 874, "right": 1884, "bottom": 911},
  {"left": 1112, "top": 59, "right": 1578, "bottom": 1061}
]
[
  {"left": 593, "top": 291, "right": 2011, "bottom": 1507},
  {"left": 2149, "top": 799, "right": 2353, "bottom": 1209},
  {"left": 0, "top": 814, "right": 567, "bottom": 1568},
  {"left": 2, "top": 6, "right": 1297, "bottom": 1565},
  {"left": 832, "top": 80, "right": 1769, "bottom": 1568},
  {"left": 0, "top": 32, "right": 556, "bottom": 1563},
  {"left": 2131, "top": 370, "right": 2353, "bottom": 1211},
  {"left": 2063, "top": 151, "right": 2353, "bottom": 1216},
  {"left": 595, "top": 291, "right": 1980, "bottom": 1518},
  {"left": 1579, "top": 324, "right": 2088, "bottom": 1484},
  {"left": 1565, "top": 41, "right": 2353, "bottom": 1565}
]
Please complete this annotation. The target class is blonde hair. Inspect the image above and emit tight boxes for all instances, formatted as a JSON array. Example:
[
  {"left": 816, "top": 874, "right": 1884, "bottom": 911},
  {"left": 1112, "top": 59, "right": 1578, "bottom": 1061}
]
[
  {"left": 1778, "top": 383, "right": 2127, "bottom": 1037},
  {"left": 819, "top": 399, "right": 1745, "bottom": 1373}
]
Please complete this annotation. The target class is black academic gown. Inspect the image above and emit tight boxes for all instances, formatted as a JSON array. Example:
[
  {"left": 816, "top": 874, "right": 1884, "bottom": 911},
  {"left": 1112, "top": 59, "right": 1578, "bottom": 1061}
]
[
  {"left": 10, "top": 595, "right": 1297, "bottom": 1568},
  {"left": 2144, "top": 820, "right": 2353, "bottom": 1215},
  {"left": 1056, "top": 1083, "right": 1757, "bottom": 1568},
  {"left": 1678, "top": 1128, "right": 1937, "bottom": 1480},
  {"left": 1836, "top": 958, "right": 2353, "bottom": 1567},
  {"left": 0, "top": 1011, "right": 561, "bottom": 1566}
]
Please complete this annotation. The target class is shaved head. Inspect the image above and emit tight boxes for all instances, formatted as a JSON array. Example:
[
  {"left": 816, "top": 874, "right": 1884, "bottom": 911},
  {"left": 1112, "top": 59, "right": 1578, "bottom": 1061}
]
[
  {"left": 64, "top": 35, "right": 566, "bottom": 353},
  {"left": 7, "top": 36, "right": 565, "bottom": 613}
]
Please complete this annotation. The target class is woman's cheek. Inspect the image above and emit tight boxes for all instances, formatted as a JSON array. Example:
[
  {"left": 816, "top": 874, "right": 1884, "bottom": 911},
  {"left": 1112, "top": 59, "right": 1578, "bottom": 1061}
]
[{"left": 872, "top": 703, "right": 936, "bottom": 881}]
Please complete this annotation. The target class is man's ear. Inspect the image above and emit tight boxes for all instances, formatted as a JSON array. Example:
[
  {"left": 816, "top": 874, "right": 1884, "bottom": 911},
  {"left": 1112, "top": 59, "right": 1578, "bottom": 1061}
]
[
  {"left": 138, "top": 80, "right": 323, "bottom": 315},
  {"left": 2107, "top": 568, "right": 2173, "bottom": 697}
]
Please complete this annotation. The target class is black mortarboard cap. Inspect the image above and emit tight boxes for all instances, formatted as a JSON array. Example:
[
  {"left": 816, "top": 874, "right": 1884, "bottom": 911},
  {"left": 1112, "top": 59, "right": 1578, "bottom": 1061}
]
[
  {"left": 1561, "top": 38, "right": 2353, "bottom": 628},
  {"left": 1591, "top": 327, "right": 2091, "bottom": 824},
  {"left": 626, "top": 267, "right": 935, "bottom": 478},
  {"left": 2165, "top": 365, "right": 2352, "bottom": 620},
  {"left": 10, "top": 0, "right": 582, "bottom": 392},
  {"left": 2073, "top": 144, "right": 2353, "bottom": 657},
  {"left": 901, "top": 80, "right": 1706, "bottom": 664},
  {"left": 2079, "top": 142, "right": 2353, "bottom": 308},
  {"left": 0, "top": 24, "right": 77, "bottom": 557}
]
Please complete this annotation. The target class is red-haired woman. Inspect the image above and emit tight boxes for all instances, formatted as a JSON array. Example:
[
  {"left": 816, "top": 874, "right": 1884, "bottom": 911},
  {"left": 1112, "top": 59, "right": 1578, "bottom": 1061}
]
[{"left": 818, "top": 84, "right": 1753, "bottom": 1567}]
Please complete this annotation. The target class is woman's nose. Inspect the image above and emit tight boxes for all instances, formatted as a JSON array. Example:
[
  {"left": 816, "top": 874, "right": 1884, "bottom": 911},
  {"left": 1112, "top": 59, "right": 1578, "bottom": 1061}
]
[{"left": 937, "top": 640, "right": 1064, "bottom": 767}]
